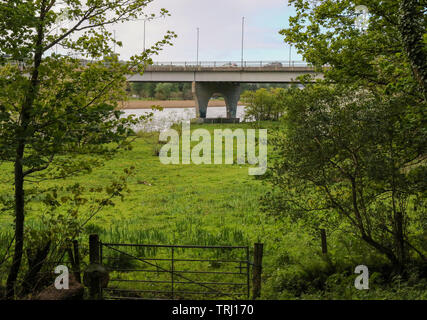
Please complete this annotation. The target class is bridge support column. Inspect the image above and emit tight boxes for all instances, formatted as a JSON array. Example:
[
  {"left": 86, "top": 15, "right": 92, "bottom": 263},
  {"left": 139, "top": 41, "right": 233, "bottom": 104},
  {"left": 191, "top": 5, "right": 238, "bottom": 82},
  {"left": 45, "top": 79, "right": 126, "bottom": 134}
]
[
  {"left": 192, "top": 81, "right": 210, "bottom": 118},
  {"left": 192, "top": 82, "right": 241, "bottom": 119}
]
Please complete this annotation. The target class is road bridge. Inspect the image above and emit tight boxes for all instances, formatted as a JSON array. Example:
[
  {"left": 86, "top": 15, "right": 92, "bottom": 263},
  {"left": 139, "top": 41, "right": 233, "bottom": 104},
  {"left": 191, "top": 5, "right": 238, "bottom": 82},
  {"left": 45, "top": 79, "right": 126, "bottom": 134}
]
[
  {"left": 127, "top": 61, "right": 321, "bottom": 118},
  {"left": 4, "top": 59, "right": 321, "bottom": 119}
]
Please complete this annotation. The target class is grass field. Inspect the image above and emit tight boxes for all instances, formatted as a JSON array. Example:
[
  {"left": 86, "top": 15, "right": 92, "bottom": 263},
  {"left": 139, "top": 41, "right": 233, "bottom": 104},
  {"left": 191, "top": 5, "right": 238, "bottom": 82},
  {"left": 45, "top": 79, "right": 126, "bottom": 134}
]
[
  {"left": 0, "top": 122, "right": 278, "bottom": 299},
  {"left": 2, "top": 121, "right": 425, "bottom": 300}
]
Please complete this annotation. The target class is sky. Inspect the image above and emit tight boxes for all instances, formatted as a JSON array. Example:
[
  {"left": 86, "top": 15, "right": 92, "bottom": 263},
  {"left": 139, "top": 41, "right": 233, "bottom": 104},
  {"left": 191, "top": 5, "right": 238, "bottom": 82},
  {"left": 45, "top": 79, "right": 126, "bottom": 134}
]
[{"left": 106, "top": 0, "right": 301, "bottom": 62}]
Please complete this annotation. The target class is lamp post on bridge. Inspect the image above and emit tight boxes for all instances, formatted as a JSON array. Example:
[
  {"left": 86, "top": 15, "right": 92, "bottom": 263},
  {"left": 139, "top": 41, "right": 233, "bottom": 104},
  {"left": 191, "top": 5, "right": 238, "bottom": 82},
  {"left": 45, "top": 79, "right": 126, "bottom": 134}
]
[
  {"left": 113, "top": 30, "right": 116, "bottom": 53},
  {"left": 137, "top": 15, "right": 166, "bottom": 52},
  {"left": 241, "top": 17, "right": 245, "bottom": 68},
  {"left": 143, "top": 20, "right": 146, "bottom": 51},
  {"left": 196, "top": 27, "right": 200, "bottom": 66}
]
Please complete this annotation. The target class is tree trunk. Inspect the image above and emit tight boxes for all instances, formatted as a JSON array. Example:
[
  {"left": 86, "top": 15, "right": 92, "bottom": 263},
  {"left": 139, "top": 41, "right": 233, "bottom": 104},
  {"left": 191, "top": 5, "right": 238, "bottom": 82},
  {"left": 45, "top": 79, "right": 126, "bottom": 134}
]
[
  {"left": 394, "top": 211, "right": 406, "bottom": 273},
  {"left": 5, "top": 2, "right": 46, "bottom": 297},
  {"left": 5, "top": 148, "right": 25, "bottom": 299},
  {"left": 21, "top": 241, "right": 51, "bottom": 296},
  {"left": 361, "top": 233, "right": 400, "bottom": 268}
]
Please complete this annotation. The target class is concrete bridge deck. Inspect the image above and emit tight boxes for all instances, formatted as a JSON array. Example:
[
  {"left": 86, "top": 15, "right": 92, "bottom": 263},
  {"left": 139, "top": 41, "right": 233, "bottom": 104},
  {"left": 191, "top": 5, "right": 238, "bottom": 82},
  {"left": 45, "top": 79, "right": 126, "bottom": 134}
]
[
  {"left": 128, "top": 60, "right": 320, "bottom": 83},
  {"left": 126, "top": 61, "right": 322, "bottom": 119}
]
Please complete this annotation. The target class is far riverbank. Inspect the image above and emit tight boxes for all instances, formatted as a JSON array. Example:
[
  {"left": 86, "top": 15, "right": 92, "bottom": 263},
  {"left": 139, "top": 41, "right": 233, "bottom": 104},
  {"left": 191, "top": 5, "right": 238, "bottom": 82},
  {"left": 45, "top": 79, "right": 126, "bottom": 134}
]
[{"left": 119, "top": 99, "right": 244, "bottom": 109}]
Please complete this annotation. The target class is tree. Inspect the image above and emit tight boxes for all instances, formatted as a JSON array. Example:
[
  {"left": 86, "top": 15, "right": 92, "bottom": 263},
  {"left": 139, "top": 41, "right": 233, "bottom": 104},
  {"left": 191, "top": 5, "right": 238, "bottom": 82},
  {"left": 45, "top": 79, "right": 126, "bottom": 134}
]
[
  {"left": 182, "top": 82, "right": 193, "bottom": 100},
  {"left": 267, "top": 0, "right": 427, "bottom": 272},
  {"left": 241, "top": 87, "right": 298, "bottom": 121},
  {"left": 131, "top": 82, "right": 145, "bottom": 98},
  {"left": 241, "top": 88, "right": 275, "bottom": 121},
  {"left": 280, "top": 0, "right": 425, "bottom": 99},
  {"left": 0, "top": 0, "right": 176, "bottom": 298},
  {"left": 131, "top": 82, "right": 157, "bottom": 98},
  {"left": 263, "top": 84, "right": 426, "bottom": 271},
  {"left": 154, "top": 82, "right": 174, "bottom": 100},
  {"left": 398, "top": 0, "right": 427, "bottom": 93}
]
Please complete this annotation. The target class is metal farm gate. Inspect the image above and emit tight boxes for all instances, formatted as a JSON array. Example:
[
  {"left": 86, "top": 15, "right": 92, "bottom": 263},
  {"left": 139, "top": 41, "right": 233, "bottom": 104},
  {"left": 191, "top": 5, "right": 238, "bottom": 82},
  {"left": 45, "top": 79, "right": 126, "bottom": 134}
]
[{"left": 87, "top": 235, "right": 263, "bottom": 300}]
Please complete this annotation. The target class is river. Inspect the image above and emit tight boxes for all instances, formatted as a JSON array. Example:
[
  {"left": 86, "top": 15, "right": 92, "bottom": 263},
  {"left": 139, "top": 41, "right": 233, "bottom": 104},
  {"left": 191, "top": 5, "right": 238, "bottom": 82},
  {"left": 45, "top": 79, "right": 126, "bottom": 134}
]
[{"left": 122, "top": 106, "right": 247, "bottom": 132}]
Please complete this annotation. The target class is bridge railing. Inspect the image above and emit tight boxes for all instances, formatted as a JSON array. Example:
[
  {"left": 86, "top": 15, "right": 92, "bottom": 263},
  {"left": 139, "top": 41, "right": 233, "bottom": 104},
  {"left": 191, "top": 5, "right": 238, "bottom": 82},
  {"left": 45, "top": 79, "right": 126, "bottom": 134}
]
[
  {"left": 150, "top": 61, "right": 311, "bottom": 68},
  {"left": 1, "top": 58, "right": 314, "bottom": 70}
]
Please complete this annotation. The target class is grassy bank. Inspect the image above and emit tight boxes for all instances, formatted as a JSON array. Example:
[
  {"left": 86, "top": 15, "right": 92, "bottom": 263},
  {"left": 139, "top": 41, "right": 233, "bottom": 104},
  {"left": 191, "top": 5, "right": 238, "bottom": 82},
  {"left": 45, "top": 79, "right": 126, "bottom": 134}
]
[
  {"left": 0, "top": 122, "right": 272, "bottom": 299},
  {"left": 0, "top": 122, "right": 425, "bottom": 300}
]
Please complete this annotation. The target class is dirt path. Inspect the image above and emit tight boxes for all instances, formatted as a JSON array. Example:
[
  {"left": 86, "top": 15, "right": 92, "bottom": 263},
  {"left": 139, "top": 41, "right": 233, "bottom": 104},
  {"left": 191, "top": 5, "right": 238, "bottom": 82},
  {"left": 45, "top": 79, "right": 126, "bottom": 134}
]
[{"left": 119, "top": 100, "right": 244, "bottom": 109}]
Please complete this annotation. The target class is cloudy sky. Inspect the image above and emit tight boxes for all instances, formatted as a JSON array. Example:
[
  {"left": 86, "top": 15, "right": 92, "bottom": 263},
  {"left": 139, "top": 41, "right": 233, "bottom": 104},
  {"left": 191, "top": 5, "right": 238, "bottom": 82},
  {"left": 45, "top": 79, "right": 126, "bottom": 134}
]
[{"left": 108, "top": 0, "right": 300, "bottom": 62}]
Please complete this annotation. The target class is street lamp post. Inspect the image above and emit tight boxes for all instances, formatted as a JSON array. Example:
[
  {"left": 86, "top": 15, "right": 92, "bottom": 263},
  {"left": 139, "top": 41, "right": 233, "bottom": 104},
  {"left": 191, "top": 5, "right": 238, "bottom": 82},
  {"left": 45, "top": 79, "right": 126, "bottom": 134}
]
[
  {"left": 196, "top": 27, "right": 200, "bottom": 66},
  {"left": 143, "top": 20, "right": 146, "bottom": 51},
  {"left": 241, "top": 17, "right": 245, "bottom": 67},
  {"left": 138, "top": 15, "right": 166, "bottom": 52},
  {"left": 113, "top": 30, "right": 116, "bottom": 53}
]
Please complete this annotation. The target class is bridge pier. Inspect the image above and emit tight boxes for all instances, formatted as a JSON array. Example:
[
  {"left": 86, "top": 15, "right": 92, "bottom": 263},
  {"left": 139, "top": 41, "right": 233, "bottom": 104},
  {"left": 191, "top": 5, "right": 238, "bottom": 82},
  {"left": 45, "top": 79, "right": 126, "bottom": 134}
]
[{"left": 192, "top": 82, "right": 240, "bottom": 118}]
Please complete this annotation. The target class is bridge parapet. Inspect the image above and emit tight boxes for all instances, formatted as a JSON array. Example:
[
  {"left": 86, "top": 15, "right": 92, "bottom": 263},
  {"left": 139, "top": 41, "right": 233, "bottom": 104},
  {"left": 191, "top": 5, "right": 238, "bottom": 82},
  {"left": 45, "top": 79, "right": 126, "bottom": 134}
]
[
  {"left": 2, "top": 58, "right": 316, "bottom": 73},
  {"left": 145, "top": 61, "right": 314, "bottom": 72}
]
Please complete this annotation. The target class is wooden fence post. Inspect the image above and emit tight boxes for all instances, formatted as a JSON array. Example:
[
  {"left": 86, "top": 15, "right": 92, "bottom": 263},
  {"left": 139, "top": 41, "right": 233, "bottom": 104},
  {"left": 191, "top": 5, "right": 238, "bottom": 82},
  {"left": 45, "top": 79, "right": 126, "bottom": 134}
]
[
  {"left": 89, "top": 234, "right": 100, "bottom": 264},
  {"left": 252, "top": 243, "right": 264, "bottom": 299},
  {"left": 88, "top": 234, "right": 100, "bottom": 299},
  {"left": 320, "top": 229, "right": 328, "bottom": 254}
]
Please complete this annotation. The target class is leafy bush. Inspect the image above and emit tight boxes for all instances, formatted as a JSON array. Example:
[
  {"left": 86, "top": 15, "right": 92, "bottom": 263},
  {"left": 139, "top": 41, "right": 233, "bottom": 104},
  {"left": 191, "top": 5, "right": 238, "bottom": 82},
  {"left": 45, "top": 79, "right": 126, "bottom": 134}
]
[{"left": 241, "top": 87, "right": 299, "bottom": 121}]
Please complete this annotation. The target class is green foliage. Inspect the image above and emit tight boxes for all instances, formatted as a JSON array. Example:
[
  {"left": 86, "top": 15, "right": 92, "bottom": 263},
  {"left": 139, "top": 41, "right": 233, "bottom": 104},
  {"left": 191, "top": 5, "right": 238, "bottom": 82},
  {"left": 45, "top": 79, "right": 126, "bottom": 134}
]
[
  {"left": 260, "top": 215, "right": 427, "bottom": 300},
  {"left": 130, "top": 82, "right": 193, "bottom": 100},
  {"left": 263, "top": 0, "right": 427, "bottom": 291},
  {"left": 0, "top": 123, "right": 269, "bottom": 299},
  {"left": 131, "top": 83, "right": 157, "bottom": 99},
  {"left": 280, "top": 0, "right": 425, "bottom": 98},
  {"left": 398, "top": 0, "right": 427, "bottom": 92},
  {"left": 154, "top": 83, "right": 175, "bottom": 100},
  {"left": 130, "top": 83, "right": 294, "bottom": 102},
  {"left": 266, "top": 0, "right": 427, "bottom": 276},
  {"left": 0, "top": 121, "right": 424, "bottom": 299},
  {"left": 263, "top": 83, "right": 426, "bottom": 269},
  {"left": 0, "top": 0, "right": 177, "bottom": 298},
  {"left": 241, "top": 87, "right": 299, "bottom": 121}
]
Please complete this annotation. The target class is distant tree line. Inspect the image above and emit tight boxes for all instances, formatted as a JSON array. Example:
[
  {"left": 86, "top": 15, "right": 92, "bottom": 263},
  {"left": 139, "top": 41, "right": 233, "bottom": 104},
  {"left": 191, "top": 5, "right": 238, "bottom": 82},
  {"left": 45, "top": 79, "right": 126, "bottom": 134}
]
[
  {"left": 128, "top": 82, "right": 193, "bottom": 100},
  {"left": 128, "top": 82, "right": 295, "bottom": 100}
]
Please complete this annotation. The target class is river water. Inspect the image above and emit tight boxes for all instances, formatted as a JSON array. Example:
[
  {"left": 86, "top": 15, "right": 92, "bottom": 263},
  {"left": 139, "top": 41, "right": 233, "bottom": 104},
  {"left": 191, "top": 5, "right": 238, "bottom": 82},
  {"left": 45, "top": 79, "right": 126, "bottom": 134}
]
[{"left": 122, "top": 106, "right": 247, "bottom": 132}]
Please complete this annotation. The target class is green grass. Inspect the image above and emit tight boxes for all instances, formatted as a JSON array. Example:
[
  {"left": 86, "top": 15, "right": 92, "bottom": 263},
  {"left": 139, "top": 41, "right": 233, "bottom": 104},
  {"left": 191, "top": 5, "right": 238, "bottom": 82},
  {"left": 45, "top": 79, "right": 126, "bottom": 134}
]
[
  {"left": 81, "top": 123, "right": 268, "bottom": 245},
  {"left": 0, "top": 123, "right": 272, "bottom": 240},
  {"left": 1, "top": 121, "right": 425, "bottom": 300},
  {"left": 0, "top": 122, "right": 275, "bottom": 299}
]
